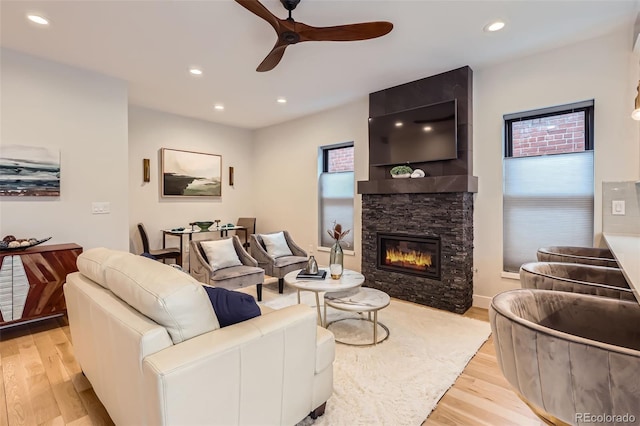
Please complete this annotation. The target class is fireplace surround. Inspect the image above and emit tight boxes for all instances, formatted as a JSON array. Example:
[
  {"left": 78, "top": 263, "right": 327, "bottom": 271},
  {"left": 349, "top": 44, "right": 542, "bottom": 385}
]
[{"left": 358, "top": 66, "right": 476, "bottom": 314}]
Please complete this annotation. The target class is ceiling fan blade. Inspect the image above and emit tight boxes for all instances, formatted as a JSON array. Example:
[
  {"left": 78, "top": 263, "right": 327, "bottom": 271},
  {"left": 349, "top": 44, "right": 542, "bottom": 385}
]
[
  {"left": 235, "top": 0, "right": 281, "bottom": 32},
  {"left": 256, "top": 41, "right": 289, "bottom": 72},
  {"left": 297, "top": 21, "right": 393, "bottom": 42}
]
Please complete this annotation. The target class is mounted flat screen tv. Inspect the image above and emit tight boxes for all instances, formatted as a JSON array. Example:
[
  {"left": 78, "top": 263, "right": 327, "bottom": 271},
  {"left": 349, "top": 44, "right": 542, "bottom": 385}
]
[{"left": 368, "top": 99, "right": 458, "bottom": 166}]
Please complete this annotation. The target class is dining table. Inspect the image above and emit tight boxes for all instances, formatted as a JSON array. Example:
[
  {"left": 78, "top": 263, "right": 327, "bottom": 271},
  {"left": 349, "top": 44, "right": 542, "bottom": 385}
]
[{"left": 162, "top": 225, "right": 247, "bottom": 271}]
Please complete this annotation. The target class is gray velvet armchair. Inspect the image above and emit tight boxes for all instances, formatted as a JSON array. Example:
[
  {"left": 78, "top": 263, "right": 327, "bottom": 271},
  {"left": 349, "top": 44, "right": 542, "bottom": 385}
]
[
  {"left": 189, "top": 236, "right": 265, "bottom": 300},
  {"left": 520, "top": 261, "right": 635, "bottom": 301},
  {"left": 250, "top": 231, "right": 308, "bottom": 294},
  {"left": 537, "top": 246, "right": 618, "bottom": 268},
  {"left": 491, "top": 289, "right": 640, "bottom": 425}
]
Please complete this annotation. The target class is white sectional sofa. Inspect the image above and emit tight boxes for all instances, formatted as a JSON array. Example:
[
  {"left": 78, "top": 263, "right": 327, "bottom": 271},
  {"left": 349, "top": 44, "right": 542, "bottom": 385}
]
[{"left": 64, "top": 247, "right": 335, "bottom": 426}]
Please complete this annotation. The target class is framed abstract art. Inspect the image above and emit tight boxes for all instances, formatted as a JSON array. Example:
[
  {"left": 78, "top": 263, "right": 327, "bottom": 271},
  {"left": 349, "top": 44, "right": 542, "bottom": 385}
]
[{"left": 161, "top": 148, "right": 222, "bottom": 197}]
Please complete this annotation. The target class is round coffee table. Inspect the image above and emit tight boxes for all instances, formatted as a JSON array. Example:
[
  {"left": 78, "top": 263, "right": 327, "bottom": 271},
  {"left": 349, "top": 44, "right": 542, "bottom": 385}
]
[
  {"left": 324, "top": 287, "right": 390, "bottom": 346},
  {"left": 283, "top": 268, "right": 364, "bottom": 327}
]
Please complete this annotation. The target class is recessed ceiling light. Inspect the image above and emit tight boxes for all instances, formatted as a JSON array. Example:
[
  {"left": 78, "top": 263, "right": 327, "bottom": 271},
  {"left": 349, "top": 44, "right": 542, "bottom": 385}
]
[
  {"left": 395, "top": 121, "right": 403, "bottom": 127},
  {"left": 214, "top": 104, "right": 224, "bottom": 111},
  {"left": 423, "top": 126, "right": 432, "bottom": 132},
  {"left": 484, "top": 20, "right": 505, "bottom": 32},
  {"left": 189, "top": 68, "right": 203, "bottom": 76},
  {"left": 27, "top": 14, "right": 49, "bottom": 25},
  {"left": 277, "top": 97, "right": 287, "bottom": 104}
]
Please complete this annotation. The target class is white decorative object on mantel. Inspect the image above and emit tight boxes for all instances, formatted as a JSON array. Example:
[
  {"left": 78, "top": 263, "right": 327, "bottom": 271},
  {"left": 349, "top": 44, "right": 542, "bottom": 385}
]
[{"left": 411, "top": 169, "right": 426, "bottom": 178}]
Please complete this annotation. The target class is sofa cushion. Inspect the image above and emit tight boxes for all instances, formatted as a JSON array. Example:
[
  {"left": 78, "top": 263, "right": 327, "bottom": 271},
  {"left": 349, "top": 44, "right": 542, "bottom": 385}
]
[
  {"left": 77, "top": 247, "right": 131, "bottom": 288},
  {"left": 102, "top": 253, "right": 220, "bottom": 343},
  {"left": 202, "top": 286, "right": 261, "bottom": 327},
  {"left": 200, "top": 238, "right": 243, "bottom": 271},
  {"left": 260, "top": 232, "right": 293, "bottom": 258}
]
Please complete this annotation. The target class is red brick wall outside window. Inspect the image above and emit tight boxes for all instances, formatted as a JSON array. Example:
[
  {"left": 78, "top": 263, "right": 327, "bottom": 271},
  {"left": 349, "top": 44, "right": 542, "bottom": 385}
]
[
  {"left": 511, "top": 112, "right": 585, "bottom": 158},
  {"left": 327, "top": 146, "right": 354, "bottom": 172}
]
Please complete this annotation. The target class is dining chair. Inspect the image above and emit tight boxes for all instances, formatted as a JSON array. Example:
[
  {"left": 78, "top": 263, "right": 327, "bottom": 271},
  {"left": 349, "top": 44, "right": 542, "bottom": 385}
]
[
  {"left": 137, "top": 223, "right": 182, "bottom": 266},
  {"left": 236, "top": 217, "right": 256, "bottom": 249}
]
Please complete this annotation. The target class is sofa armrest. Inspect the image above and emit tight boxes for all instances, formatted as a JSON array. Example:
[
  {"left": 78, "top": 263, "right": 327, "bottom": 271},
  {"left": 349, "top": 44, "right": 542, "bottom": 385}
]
[
  {"left": 250, "top": 234, "right": 273, "bottom": 269},
  {"left": 189, "top": 241, "right": 213, "bottom": 283},
  {"left": 284, "top": 231, "right": 307, "bottom": 257},
  {"left": 142, "top": 304, "right": 321, "bottom": 426},
  {"left": 232, "top": 236, "right": 258, "bottom": 267}
]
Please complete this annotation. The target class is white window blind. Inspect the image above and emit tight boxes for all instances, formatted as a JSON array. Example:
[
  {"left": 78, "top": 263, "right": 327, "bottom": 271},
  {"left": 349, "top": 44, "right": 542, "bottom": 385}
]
[
  {"left": 503, "top": 151, "right": 594, "bottom": 272},
  {"left": 319, "top": 171, "right": 354, "bottom": 248}
]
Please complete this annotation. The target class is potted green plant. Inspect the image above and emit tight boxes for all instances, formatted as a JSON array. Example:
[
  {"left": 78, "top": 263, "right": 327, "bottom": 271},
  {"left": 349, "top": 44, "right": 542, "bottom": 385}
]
[{"left": 390, "top": 165, "right": 413, "bottom": 178}]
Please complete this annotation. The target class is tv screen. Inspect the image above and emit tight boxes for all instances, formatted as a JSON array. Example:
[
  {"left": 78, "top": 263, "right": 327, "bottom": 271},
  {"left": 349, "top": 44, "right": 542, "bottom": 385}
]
[{"left": 368, "top": 99, "right": 458, "bottom": 166}]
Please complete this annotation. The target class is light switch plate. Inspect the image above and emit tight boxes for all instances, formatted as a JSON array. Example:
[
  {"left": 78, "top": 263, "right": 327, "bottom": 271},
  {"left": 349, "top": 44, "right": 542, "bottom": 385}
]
[
  {"left": 612, "top": 200, "right": 625, "bottom": 215},
  {"left": 92, "top": 202, "right": 111, "bottom": 214}
]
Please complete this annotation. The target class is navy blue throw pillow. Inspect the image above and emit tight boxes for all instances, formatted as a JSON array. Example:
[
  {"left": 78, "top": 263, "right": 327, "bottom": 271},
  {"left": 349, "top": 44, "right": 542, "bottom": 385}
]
[{"left": 203, "top": 286, "right": 260, "bottom": 327}]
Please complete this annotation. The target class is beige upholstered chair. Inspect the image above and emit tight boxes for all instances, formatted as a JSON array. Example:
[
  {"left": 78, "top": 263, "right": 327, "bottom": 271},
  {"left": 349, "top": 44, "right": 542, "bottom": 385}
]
[
  {"left": 520, "top": 262, "right": 635, "bottom": 301},
  {"left": 537, "top": 246, "right": 618, "bottom": 268},
  {"left": 250, "top": 231, "right": 307, "bottom": 294},
  {"left": 491, "top": 289, "right": 640, "bottom": 425},
  {"left": 189, "top": 236, "right": 265, "bottom": 300}
]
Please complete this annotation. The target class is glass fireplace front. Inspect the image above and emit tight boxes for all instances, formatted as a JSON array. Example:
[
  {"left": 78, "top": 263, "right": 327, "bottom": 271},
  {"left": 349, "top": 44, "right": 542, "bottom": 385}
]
[{"left": 376, "top": 233, "right": 441, "bottom": 280}]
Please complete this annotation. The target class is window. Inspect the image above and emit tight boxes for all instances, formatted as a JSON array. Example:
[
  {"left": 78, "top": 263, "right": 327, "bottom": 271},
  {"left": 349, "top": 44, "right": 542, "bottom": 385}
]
[
  {"left": 503, "top": 101, "right": 594, "bottom": 272},
  {"left": 319, "top": 143, "right": 355, "bottom": 249}
]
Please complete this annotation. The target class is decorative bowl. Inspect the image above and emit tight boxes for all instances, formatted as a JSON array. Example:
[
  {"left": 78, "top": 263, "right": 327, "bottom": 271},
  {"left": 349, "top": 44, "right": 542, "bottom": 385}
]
[
  {"left": 194, "top": 221, "right": 214, "bottom": 231},
  {"left": 0, "top": 237, "right": 52, "bottom": 251},
  {"left": 391, "top": 173, "right": 411, "bottom": 179}
]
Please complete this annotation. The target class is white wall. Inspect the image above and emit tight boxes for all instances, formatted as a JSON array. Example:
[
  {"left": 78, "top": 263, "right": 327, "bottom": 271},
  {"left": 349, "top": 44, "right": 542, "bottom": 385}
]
[
  {"left": 472, "top": 28, "right": 640, "bottom": 307},
  {"left": 252, "top": 99, "right": 369, "bottom": 271},
  {"left": 0, "top": 49, "right": 129, "bottom": 250},
  {"left": 128, "top": 106, "right": 255, "bottom": 255}
]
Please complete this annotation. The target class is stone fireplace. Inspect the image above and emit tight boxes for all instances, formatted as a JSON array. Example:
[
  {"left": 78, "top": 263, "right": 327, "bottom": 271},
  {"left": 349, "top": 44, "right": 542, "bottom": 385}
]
[
  {"left": 361, "top": 193, "right": 473, "bottom": 314},
  {"left": 358, "top": 66, "right": 476, "bottom": 314}
]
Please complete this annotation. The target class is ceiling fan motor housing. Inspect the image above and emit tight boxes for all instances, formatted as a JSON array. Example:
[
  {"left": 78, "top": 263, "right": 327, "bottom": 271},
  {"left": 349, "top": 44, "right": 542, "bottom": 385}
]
[{"left": 281, "top": 31, "right": 300, "bottom": 44}]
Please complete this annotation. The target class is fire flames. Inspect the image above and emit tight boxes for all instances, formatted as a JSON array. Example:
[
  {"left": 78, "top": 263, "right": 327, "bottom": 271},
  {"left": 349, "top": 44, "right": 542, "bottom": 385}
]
[{"left": 385, "top": 247, "right": 432, "bottom": 269}]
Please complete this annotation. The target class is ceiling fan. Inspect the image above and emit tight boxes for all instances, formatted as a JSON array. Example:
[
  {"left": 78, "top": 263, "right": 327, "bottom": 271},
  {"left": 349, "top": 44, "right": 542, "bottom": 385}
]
[{"left": 235, "top": 0, "right": 393, "bottom": 72}]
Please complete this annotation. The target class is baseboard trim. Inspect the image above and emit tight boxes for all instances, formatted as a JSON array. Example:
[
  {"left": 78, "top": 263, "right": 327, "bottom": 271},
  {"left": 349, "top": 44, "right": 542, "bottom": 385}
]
[{"left": 472, "top": 294, "right": 492, "bottom": 309}]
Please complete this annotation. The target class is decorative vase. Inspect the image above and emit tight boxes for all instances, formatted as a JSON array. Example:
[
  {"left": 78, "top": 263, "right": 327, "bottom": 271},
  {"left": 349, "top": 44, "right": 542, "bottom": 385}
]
[
  {"left": 306, "top": 255, "right": 319, "bottom": 274},
  {"left": 329, "top": 241, "right": 344, "bottom": 279}
]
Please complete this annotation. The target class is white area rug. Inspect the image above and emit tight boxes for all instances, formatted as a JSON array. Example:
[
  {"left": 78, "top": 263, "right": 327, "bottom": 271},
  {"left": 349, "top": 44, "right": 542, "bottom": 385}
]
[{"left": 246, "top": 283, "right": 491, "bottom": 426}]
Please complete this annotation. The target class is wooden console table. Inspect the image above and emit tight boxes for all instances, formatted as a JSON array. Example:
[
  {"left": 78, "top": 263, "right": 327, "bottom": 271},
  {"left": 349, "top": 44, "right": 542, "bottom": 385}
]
[{"left": 0, "top": 243, "right": 82, "bottom": 328}]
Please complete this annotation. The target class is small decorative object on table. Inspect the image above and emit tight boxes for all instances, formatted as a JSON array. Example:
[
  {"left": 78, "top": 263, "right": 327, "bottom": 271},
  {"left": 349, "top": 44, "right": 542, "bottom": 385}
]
[
  {"left": 304, "top": 245, "right": 319, "bottom": 274},
  {"left": 0, "top": 235, "right": 52, "bottom": 251},
  {"left": 390, "top": 165, "right": 413, "bottom": 179},
  {"left": 327, "top": 222, "right": 350, "bottom": 279},
  {"left": 194, "top": 221, "right": 214, "bottom": 231}
]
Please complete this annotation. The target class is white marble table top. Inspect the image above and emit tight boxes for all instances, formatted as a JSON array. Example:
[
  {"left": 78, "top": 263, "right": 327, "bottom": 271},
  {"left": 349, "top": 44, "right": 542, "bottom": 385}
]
[
  {"left": 603, "top": 233, "right": 640, "bottom": 304},
  {"left": 324, "top": 287, "right": 391, "bottom": 312},
  {"left": 284, "top": 268, "right": 364, "bottom": 293}
]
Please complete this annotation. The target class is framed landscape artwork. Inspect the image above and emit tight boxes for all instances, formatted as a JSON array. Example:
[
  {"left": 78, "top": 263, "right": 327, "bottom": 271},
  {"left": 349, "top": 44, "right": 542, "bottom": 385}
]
[
  {"left": 0, "top": 144, "right": 61, "bottom": 196},
  {"left": 161, "top": 148, "right": 222, "bottom": 197}
]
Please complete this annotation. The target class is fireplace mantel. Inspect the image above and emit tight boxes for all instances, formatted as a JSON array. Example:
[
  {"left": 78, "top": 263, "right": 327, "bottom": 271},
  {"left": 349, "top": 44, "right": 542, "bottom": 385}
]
[{"left": 357, "top": 175, "right": 478, "bottom": 195}]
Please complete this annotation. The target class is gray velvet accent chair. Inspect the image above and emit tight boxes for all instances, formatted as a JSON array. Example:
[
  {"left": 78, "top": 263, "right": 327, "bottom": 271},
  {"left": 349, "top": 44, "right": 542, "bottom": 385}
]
[
  {"left": 520, "top": 262, "right": 636, "bottom": 301},
  {"left": 250, "top": 231, "right": 308, "bottom": 294},
  {"left": 490, "top": 289, "right": 640, "bottom": 426},
  {"left": 537, "top": 246, "right": 618, "bottom": 268},
  {"left": 189, "top": 236, "right": 265, "bottom": 301}
]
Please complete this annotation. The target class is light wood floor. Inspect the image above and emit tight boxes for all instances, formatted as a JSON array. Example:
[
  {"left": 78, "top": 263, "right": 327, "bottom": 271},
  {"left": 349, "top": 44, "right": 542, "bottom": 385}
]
[{"left": 0, "top": 307, "right": 542, "bottom": 426}]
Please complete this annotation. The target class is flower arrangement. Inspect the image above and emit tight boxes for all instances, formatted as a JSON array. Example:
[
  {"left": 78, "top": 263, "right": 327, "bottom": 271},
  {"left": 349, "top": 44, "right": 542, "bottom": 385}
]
[{"left": 327, "top": 221, "right": 350, "bottom": 243}]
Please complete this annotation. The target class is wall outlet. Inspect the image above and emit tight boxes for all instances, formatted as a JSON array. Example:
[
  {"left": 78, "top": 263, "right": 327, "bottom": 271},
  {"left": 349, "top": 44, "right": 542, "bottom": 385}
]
[
  {"left": 612, "top": 200, "right": 625, "bottom": 216},
  {"left": 92, "top": 202, "right": 111, "bottom": 214}
]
